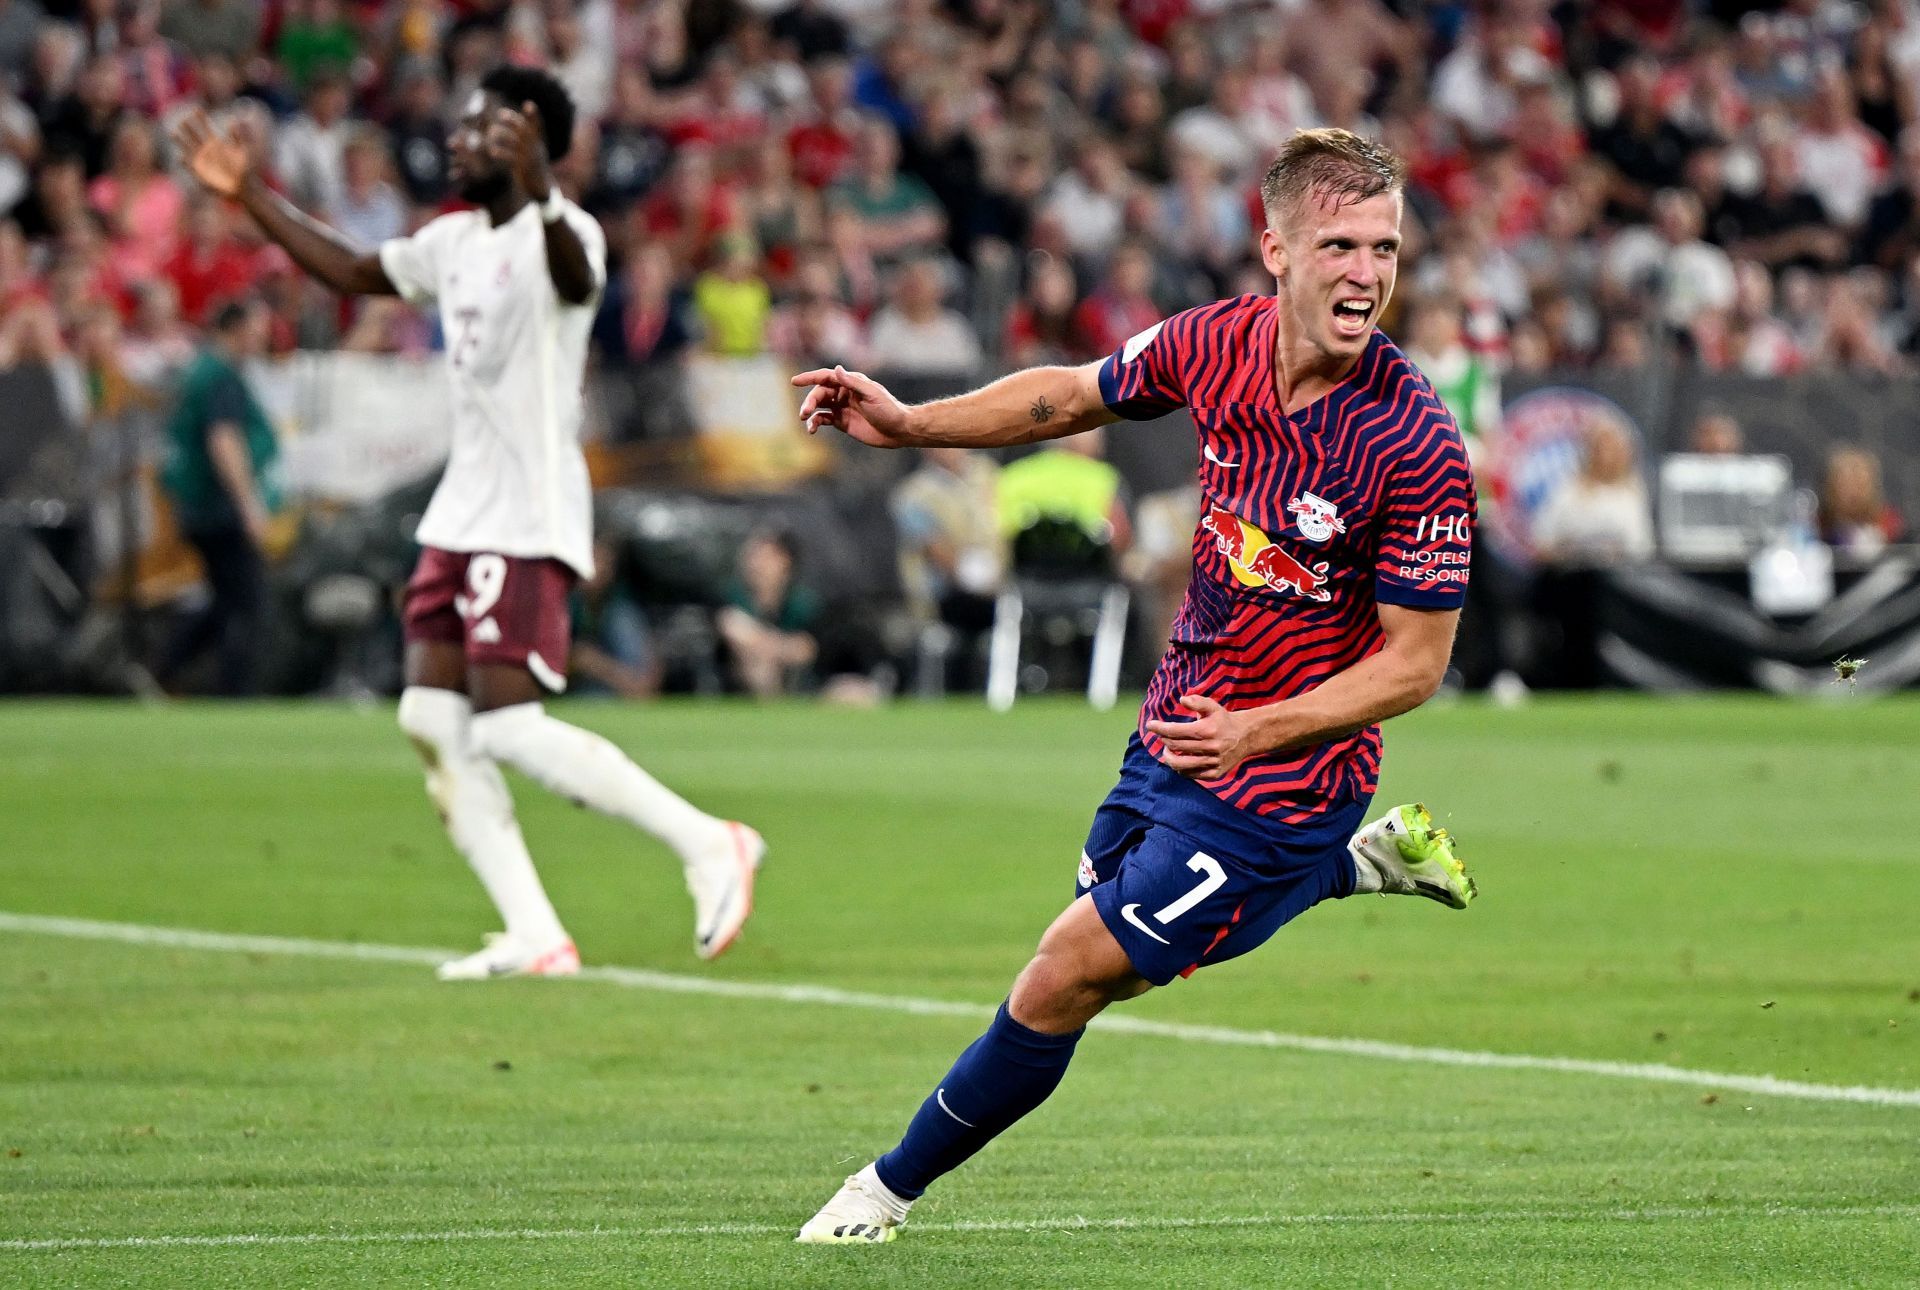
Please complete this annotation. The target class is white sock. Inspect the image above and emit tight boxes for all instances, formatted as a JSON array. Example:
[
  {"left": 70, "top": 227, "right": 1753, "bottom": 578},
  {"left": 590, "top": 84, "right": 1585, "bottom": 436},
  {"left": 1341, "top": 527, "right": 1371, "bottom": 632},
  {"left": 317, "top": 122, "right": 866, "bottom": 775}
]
[
  {"left": 469, "top": 702, "right": 728, "bottom": 862},
  {"left": 856, "top": 1163, "right": 914, "bottom": 1220},
  {"left": 1348, "top": 843, "right": 1383, "bottom": 894},
  {"left": 397, "top": 687, "right": 568, "bottom": 948}
]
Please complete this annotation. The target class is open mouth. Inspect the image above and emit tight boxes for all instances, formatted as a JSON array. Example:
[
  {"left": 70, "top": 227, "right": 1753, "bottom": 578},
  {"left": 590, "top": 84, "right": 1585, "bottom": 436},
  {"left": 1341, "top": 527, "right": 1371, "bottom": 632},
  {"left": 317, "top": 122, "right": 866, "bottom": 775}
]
[{"left": 1331, "top": 298, "right": 1375, "bottom": 338}]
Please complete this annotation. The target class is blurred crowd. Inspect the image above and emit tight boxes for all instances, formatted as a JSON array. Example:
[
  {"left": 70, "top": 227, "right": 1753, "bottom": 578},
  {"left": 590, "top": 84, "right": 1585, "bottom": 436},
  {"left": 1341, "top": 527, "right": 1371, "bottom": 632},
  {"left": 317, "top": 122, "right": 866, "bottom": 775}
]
[
  {"left": 2, "top": 0, "right": 1917, "bottom": 699},
  {"left": 10, "top": 0, "right": 1920, "bottom": 403}
]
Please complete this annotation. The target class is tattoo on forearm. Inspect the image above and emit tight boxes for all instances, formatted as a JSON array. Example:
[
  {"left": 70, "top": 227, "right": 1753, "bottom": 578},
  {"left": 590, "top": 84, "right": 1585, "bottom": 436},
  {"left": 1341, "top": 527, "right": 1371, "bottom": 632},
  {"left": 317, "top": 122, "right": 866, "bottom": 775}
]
[{"left": 1028, "top": 395, "right": 1055, "bottom": 424}]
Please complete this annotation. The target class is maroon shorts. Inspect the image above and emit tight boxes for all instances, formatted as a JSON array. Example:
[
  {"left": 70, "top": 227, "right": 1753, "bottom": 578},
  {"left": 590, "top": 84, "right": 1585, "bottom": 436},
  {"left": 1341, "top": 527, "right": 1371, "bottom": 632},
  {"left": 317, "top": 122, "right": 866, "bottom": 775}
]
[{"left": 402, "top": 546, "right": 578, "bottom": 692}]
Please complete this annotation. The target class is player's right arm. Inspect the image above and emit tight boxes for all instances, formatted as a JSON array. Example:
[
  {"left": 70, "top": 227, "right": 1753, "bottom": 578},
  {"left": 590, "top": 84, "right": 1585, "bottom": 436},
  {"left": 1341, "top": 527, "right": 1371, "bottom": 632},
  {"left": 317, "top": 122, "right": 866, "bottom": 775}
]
[
  {"left": 791, "top": 362, "right": 1115, "bottom": 450},
  {"left": 172, "top": 108, "right": 396, "bottom": 298}
]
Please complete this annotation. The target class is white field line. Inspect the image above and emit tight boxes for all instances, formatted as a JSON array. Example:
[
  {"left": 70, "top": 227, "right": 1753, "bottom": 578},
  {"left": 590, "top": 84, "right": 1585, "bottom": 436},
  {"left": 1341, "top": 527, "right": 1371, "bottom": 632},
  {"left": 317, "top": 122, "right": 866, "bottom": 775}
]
[
  {"left": 3, "top": 912, "right": 1918, "bottom": 1110},
  {"left": 5, "top": 1205, "right": 1919, "bottom": 1253}
]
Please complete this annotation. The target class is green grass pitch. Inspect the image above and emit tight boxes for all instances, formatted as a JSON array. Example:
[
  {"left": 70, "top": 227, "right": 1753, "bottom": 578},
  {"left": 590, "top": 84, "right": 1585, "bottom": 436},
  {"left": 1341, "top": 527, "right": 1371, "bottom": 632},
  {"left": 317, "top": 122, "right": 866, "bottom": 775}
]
[{"left": 2, "top": 696, "right": 1917, "bottom": 1286}]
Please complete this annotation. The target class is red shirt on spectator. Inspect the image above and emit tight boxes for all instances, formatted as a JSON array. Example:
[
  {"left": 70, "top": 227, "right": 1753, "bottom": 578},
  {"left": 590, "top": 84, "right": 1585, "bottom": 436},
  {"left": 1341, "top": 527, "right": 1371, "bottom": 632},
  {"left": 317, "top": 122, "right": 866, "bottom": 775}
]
[
  {"left": 167, "top": 237, "right": 265, "bottom": 325},
  {"left": 787, "top": 119, "right": 858, "bottom": 190},
  {"left": 1071, "top": 287, "right": 1160, "bottom": 362}
]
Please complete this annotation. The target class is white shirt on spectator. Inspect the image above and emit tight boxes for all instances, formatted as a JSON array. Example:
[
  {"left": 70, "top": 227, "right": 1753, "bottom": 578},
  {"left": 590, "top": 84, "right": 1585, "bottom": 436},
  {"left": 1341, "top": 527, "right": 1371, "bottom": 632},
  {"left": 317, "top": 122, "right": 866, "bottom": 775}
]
[
  {"left": 1795, "top": 123, "right": 1888, "bottom": 227},
  {"left": 329, "top": 182, "right": 407, "bottom": 250},
  {"left": 276, "top": 114, "right": 351, "bottom": 212},
  {"left": 378, "top": 197, "right": 607, "bottom": 577},
  {"left": 1604, "top": 227, "right": 1736, "bottom": 329},
  {"left": 865, "top": 306, "right": 983, "bottom": 378},
  {"left": 1040, "top": 172, "right": 1125, "bottom": 261},
  {"left": 1167, "top": 106, "right": 1262, "bottom": 179},
  {"left": 1533, "top": 479, "right": 1655, "bottom": 564}
]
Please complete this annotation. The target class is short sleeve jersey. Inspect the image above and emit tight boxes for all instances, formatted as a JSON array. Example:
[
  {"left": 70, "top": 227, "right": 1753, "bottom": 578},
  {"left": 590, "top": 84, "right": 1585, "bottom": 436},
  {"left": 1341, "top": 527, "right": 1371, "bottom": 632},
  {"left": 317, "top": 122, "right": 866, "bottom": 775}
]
[
  {"left": 380, "top": 197, "right": 607, "bottom": 577},
  {"left": 1099, "top": 295, "right": 1476, "bottom": 822}
]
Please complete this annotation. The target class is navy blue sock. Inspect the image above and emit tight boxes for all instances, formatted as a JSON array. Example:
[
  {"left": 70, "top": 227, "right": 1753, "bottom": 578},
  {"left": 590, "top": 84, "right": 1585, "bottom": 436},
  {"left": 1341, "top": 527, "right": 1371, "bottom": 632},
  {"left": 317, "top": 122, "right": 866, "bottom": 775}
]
[{"left": 873, "top": 1002, "right": 1083, "bottom": 1200}]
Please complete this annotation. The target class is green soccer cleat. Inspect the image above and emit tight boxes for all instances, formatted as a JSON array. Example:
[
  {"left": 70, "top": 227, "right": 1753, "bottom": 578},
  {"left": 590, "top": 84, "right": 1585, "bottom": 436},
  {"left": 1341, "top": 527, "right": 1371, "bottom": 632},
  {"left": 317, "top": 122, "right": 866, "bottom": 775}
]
[{"left": 1347, "top": 803, "right": 1476, "bottom": 909}]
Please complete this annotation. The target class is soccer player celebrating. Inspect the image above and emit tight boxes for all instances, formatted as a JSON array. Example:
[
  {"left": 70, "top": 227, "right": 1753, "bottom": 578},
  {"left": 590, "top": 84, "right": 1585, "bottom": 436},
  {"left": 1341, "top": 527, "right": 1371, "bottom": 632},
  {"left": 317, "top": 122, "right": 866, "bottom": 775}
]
[
  {"left": 171, "top": 69, "right": 763, "bottom": 979},
  {"left": 791, "top": 129, "right": 1475, "bottom": 1242}
]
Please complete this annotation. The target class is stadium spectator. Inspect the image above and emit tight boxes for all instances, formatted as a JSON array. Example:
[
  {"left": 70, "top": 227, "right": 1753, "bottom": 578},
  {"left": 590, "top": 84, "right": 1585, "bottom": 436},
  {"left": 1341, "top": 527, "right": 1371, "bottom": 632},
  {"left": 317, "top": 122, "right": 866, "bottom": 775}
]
[
  {"left": 828, "top": 118, "right": 944, "bottom": 267},
  {"left": 571, "top": 536, "right": 659, "bottom": 700},
  {"left": 0, "top": 0, "right": 43, "bottom": 84},
  {"left": 275, "top": 0, "right": 357, "bottom": 94},
  {"left": 1070, "top": 241, "right": 1160, "bottom": 362},
  {"left": 118, "top": 278, "right": 195, "bottom": 386},
  {"left": 166, "top": 191, "right": 261, "bottom": 325},
  {"left": 1590, "top": 54, "right": 1697, "bottom": 222},
  {"left": 1604, "top": 188, "right": 1735, "bottom": 332},
  {"left": 158, "top": 0, "right": 261, "bottom": 65},
  {"left": 1532, "top": 420, "right": 1655, "bottom": 566},
  {"left": 328, "top": 127, "right": 406, "bottom": 252},
  {"left": 1040, "top": 133, "right": 1129, "bottom": 264},
  {"left": 692, "top": 235, "right": 773, "bottom": 358},
  {"left": 0, "top": 66, "right": 40, "bottom": 219},
  {"left": 635, "top": 143, "right": 737, "bottom": 271},
  {"left": 1723, "top": 134, "right": 1847, "bottom": 271},
  {"left": 890, "top": 445, "right": 1006, "bottom": 677},
  {"left": 1002, "top": 253, "right": 1078, "bottom": 368},
  {"left": 155, "top": 295, "right": 277, "bottom": 697},
  {"left": 716, "top": 527, "right": 819, "bottom": 699},
  {"left": 738, "top": 133, "right": 820, "bottom": 284},
  {"left": 1685, "top": 409, "right": 1745, "bottom": 456},
  {"left": 1814, "top": 270, "right": 1908, "bottom": 375},
  {"left": 996, "top": 427, "right": 1130, "bottom": 555},
  {"left": 1794, "top": 64, "right": 1889, "bottom": 231},
  {"left": 1406, "top": 295, "right": 1501, "bottom": 467},
  {"left": 275, "top": 70, "right": 353, "bottom": 214},
  {"left": 786, "top": 57, "right": 860, "bottom": 190},
  {"left": 88, "top": 116, "right": 183, "bottom": 281},
  {"left": 766, "top": 252, "right": 868, "bottom": 370},
  {"left": 595, "top": 241, "right": 696, "bottom": 367},
  {"left": 588, "top": 71, "right": 665, "bottom": 216},
  {"left": 866, "top": 255, "right": 981, "bottom": 378},
  {"left": 1158, "top": 147, "right": 1253, "bottom": 283},
  {"left": 1431, "top": 10, "right": 1557, "bottom": 144},
  {"left": 42, "top": 52, "right": 128, "bottom": 179},
  {"left": 1819, "top": 444, "right": 1908, "bottom": 555},
  {"left": 1860, "top": 124, "right": 1920, "bottom": 271}
]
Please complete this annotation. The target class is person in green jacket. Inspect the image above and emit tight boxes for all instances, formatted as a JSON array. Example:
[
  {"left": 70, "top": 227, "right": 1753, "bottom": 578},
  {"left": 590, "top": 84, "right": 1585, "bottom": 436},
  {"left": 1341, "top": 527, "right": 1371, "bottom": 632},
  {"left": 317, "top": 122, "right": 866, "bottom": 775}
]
[{"left": 157, "top": 297, "right": 279, "bottom": 695}]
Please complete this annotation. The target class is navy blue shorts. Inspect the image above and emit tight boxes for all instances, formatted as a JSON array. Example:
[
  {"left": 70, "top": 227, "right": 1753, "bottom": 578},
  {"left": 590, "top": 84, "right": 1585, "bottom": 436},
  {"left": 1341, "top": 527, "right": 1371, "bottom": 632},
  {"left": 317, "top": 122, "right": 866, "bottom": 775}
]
[{"left": 1078, "top": 736, "right": 1365, "bottom": 987}]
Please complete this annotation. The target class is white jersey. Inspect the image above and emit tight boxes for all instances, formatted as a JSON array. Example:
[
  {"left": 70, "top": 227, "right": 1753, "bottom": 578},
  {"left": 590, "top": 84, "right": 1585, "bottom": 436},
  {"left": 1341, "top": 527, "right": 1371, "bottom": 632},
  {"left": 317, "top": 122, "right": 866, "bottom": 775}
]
[{"left": 379, "top": 197, "right": 606, "bottom": 577}]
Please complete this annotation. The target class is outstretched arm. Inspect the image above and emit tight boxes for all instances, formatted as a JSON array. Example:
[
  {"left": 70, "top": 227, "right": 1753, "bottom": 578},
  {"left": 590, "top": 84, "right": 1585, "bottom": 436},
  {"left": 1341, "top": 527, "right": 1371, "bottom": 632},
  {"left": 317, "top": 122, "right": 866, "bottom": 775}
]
[
  {"left": 173, "top": 108, "right": 394, "bottom": 297},
  {"left": 791, "top": 361, "right": 1117, "bottom": 450},
  {"left": 1147, "top": 603, "right": 1459, "bottom": 780}
]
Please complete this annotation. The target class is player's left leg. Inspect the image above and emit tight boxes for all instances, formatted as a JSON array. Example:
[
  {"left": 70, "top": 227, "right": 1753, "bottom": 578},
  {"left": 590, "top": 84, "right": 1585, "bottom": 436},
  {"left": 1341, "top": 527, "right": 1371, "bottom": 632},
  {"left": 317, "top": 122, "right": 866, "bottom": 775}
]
[
  {"left": 466, "top": 663, "right": 764, "bottom": 961},
  {"left": 797, "top": 896, "right": 1145, "bottom": 1244}
]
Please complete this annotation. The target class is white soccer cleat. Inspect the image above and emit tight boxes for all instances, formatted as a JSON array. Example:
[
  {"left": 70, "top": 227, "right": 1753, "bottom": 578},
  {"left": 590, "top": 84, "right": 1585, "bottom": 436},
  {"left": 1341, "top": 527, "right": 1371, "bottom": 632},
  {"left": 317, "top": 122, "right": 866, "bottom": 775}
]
[
  {"left": 1348, "top": 802, "right": 1476, "bottom": 909},
  {"left": 434, "top": 933, "right": 580, "bottom": 981},
  {"left": 686, "top": 821, "right": 765, "bottom": 961},
  {"left": 795, "top": 1163, "right": 912, "bottom": 1244}
]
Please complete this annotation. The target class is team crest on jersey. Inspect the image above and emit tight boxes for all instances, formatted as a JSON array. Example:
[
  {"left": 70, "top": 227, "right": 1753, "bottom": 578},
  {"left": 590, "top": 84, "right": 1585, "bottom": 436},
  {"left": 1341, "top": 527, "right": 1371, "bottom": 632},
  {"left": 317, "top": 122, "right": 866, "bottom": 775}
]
[
  {"left": 1286, "top": 492, "right": 1346, "bottom": 545},
  {"left": 1198, "top": 504, "right": 1332, "bottom": 602}
]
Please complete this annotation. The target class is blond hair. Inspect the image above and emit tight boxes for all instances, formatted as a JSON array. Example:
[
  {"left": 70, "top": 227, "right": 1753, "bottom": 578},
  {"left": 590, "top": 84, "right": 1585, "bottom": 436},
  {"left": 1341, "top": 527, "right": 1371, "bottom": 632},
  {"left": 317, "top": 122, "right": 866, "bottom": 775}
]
[{"left": 1259, "top": 128, "right": 1407, "bottom": 226}]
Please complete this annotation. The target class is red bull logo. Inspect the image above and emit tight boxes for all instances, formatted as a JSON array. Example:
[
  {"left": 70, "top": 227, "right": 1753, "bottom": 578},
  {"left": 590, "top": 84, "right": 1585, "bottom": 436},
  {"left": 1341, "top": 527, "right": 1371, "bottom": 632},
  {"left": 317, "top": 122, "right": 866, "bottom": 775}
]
[{"left": 1200, "top": 504, "right": 1331, "bottom": 602}]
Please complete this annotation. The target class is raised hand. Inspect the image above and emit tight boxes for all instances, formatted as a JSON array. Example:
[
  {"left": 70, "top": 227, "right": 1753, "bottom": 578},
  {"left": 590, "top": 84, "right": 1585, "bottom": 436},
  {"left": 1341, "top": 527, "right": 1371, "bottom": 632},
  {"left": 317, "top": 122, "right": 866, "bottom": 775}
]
[
  {"left": 790, "top": 365, "right": 914, "bottom": 448},
  {"left": 488, "top": 100, "right": 553, "bottom": 201},
  {"left": 171, "top": 107, "right": 251, "bottom": 200}
]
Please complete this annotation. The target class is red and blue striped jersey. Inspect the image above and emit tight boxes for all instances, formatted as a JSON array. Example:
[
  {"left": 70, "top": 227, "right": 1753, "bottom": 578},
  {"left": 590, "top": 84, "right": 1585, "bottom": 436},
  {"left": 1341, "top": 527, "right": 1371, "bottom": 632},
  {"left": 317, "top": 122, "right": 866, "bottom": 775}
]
[{"left": 1098, "top": 294, "right": 1476, "bottom": 823}]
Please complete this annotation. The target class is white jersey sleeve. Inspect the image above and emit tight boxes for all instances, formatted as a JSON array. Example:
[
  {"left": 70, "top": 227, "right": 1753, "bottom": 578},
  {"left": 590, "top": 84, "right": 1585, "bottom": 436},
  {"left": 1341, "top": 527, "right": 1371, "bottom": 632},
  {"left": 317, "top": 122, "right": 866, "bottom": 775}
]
[{"left": 379, "top": 214, "right": 467, "bottom": 307}]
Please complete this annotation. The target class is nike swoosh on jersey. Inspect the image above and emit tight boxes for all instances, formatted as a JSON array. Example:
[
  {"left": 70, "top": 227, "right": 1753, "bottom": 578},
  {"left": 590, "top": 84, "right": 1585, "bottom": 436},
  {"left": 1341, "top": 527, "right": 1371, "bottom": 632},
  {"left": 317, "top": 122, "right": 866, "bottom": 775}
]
[
  {"left": 1204, "top": 445, "right": 1240, "bottom": 468},
  {"left": 1119, "top": 903, "right": 1172, "bottom": 945}
]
